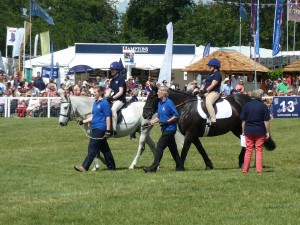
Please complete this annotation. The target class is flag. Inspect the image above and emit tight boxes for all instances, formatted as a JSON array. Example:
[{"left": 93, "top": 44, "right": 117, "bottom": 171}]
[
  {"left": 12, "top": 28, "right": 25, "bottom": 57},
  {"left": 272, "top": 0, "right": 284, "bottom": 56},
  {"left": 203, "top": 43, "right": 211, "bottom": 58},
  {"left": 158, "top": 22, "right": 173, "bottom": 86},
  {"left": 254, "top": 2, "right": 259, "bottom": 55},
  {"left": 6, "top": 27, "right": 17, "bottom": 46},
  {"left": 40, "top": 31, "right": 50, "bottom": 55},
  {"left": 240, "top": 2, "right": 247, "bottom": 20},
  {"left": 30, "top": 0, "right": 55, "bottom": 25},
  {"left": 288, "top": 0, "right": 300, "bottom": 22},
  {"left": 119, "top": 58, "right": 127, "bottom": 77}
]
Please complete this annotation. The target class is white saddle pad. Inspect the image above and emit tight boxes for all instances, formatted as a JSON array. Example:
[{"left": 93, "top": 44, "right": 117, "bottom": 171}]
[{"left": 197, "top": 96, "right": 232, "bottom": 119}]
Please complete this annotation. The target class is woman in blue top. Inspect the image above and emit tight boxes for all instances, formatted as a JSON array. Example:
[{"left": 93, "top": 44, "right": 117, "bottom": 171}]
[
  {"left": 74, "top": 86, "right": 115, "bottom": 172},
  {"left": 143, "top": 86, "right": 184, "bottom": 173},
  {"left": 240, "top": 89, "right": 270, "bottom": 173},
  {"left": 200, "top": 58, "right": 223, "bottom": 127}
]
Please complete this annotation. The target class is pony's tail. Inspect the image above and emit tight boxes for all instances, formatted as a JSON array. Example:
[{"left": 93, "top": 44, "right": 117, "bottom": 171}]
[
  {"left": 264, "top": 135, "right": 276, "bottom": 151},
  {"left": 175, "top": 129, "right": 185, "bottom": 150}
]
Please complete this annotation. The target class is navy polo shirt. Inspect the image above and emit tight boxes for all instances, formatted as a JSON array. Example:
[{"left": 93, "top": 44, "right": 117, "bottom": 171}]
[
  {"left": 204, "top": 70, "right": 222, "bottom": 92},
  {"left": 240, "top": 99, "right": 270, "bottom": 135},
  {"left": 109, "top": 74, "right": 127, "bottom": 103},
  {"left": 158, "top": 97, "right": 179, "bottom": 131},
  {"left": 91, "top": 98, "right": 111, "bottom": 130}
]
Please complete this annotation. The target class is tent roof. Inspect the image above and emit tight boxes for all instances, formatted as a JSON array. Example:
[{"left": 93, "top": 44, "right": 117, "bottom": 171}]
[
  {"left": 24, "top": 47, "right": 75, "bottom": 68},
  {"left": 183, "top": 50, "right": 269, "bottom": 73},
  {"left": 283, "top": 59, "right": 300, "bottom": 72}
]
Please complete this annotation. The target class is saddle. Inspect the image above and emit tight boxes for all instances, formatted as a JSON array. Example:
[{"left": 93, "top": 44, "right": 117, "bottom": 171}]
[{"left": 200, "top": 96, "right": 224, "bottom": 117}]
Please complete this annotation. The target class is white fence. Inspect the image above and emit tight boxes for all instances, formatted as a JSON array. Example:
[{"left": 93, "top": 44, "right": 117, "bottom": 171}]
[{"left": 0, "top": 97, "right": 147, "bottom": 118}]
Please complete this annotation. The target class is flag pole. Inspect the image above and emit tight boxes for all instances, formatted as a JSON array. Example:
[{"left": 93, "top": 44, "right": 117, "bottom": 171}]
[
  {"left": 293, "top": 21, "right": 296, "bottom": 53},
  {"left": 30, "top": 0, "right": 32, "bottom": 76},
  {"left": 239, "top": 0, "right": 242, "bottom": 52},
  {"left": 23, "top": 21, "right": 26, "bottom": 79},
  {"left": 5, "top": 27, "right": 8, "bottom": 74},
  {"left": 287, "top": 1, "right": 289, "bottom": 52}
]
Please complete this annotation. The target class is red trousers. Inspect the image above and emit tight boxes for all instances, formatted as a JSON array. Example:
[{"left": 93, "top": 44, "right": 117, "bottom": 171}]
[
  {"left": 17, "top": 107, "right": 27, "bottom": 117},
  {"left": 243, "top": 134, "right": 265, "bottom": 173}
]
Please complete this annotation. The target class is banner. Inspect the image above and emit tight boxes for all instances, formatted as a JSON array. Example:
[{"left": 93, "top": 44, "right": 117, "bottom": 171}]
[
  {"left": 12, "top": 28, "right": 25, "bottom": 58},
  {"left": 255, "top": 0, "right": 260, "bottom": 55},
  {"left": 34, "top": 34, "right": 39, "bottom": 57},
  {"left": 288, "top": 0, "right": 300, "bottom": 22},
  {"left": 272, "top": 96, "right": 300, "bottom": 118},
  {"left": 40, "top": 31, "right": 50, "bottom": 55},
  {"left": 20, "top": 22, "right": 32, "bottom": 55},
  {"left": 158, "top": 22, "right": 173, "bottom": 85},
  {"left": 0, "top": 51, "right": 5, "bottom": 71},
  {"left": 250, "top": 0, "right": 257, "bottom": 34},
  {"left": 6, "top": 27, "right": 18, "bottom": 46},
  {"left": 203, "top": 42, "right": 211, "bottom": 58},
  {"left": 41, "top": 66, "right": 59, "bottom": 78},
  {"left": 30, "top": 0, "right": 55, "bottom": 25},
  {"left": 123, "top": 50, "right": 134, "bottom": 64},
  {"left": 272, "top": 0, "right": 284, "bottom": 56}
]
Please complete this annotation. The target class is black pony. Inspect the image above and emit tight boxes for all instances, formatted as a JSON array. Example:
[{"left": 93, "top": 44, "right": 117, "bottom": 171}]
[{"left": 143, "top": 87, "right": 276, "bottom": 170}]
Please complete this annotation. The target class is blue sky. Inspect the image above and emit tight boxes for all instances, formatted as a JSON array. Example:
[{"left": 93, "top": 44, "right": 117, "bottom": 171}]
[{"left": 116, "top": 0, "right": 212, "bottom": 13}]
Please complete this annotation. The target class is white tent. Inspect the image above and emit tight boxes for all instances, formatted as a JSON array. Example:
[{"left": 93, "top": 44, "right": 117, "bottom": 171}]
[{"left": 24, "top": 46, "right": 75, "bottom": 68}]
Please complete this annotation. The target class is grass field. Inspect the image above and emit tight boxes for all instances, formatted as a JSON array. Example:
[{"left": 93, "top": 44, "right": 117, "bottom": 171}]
[{"left": 0, "top": 118, "right": 299, "bottom": 225}]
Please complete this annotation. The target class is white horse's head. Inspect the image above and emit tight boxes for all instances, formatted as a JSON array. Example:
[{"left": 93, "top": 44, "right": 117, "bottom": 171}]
[{"left": 59, "top": 94, "right": 74, "bottom": 126}]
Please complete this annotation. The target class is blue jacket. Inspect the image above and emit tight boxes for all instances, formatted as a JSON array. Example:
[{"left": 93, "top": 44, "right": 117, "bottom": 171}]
[{"left": 109, "top": 74, "right": 127, "bottom": 103}]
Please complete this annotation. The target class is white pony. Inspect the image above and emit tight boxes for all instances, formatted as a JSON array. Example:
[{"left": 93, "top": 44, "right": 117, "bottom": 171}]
[{"left": 59, "top": 95, "right": 156, "bottom": 169}]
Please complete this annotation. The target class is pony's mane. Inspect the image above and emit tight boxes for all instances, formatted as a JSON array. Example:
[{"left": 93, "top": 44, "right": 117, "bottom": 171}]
[{"left": 169, "top": 88, "right": 195, "bottom": 99}]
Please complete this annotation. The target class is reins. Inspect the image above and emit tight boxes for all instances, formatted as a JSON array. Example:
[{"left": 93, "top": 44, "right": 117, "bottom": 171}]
[
  {"left": 61, "top": 97, "right": 107, "bottom": 140},
  {"left": 175, "top": 98, "right": 199, "bottom": 108}
]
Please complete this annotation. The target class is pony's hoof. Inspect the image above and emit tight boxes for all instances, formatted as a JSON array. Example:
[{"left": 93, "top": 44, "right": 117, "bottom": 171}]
[
  {"left": 129, "top": 165, "right": 135, "bottom": 169},
  {"left": 205, "top": 166, "right": 213, "bottom": 170},
  {"left": 91, "top": 166, "right": 99, "bottom": 172}
]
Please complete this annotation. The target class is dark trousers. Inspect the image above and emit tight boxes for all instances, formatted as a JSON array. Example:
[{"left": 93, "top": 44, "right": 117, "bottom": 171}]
[
  {"left": 150, "top": 130, "right": 183, "bottom": 170},
  {"left": 82, "top": 129, "right": 115, "bottom": 171}
]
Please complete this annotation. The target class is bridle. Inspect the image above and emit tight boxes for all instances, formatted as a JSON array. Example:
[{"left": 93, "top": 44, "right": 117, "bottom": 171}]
[{"left": 59, "top": 95, "right": 76, "bottom": 121}]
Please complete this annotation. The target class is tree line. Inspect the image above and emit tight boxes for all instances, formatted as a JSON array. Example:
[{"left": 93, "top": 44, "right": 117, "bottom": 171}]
[{"left": 0, "top": 0, "right": 298, "bottom": 57}]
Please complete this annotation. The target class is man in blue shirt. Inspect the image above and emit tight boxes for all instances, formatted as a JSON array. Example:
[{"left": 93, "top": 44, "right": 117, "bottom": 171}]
[
  {"left": 105, "top": 61, "right": 127, "bottom": 135},
  {"left": 143, "top": 86, "right": 184, "bottom": 173},
  {"left": 75, "top": 86, "right": 115, "bottom": 172}
]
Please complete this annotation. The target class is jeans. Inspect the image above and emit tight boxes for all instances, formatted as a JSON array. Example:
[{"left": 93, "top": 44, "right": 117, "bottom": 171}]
[{"left": 82, "top": 129, "right": 115, "bottom": 171}]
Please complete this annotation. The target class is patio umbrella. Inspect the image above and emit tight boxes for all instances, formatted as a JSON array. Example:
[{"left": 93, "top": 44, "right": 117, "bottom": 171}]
[{"left": 67, "top": 65, "right": 94, "bottom": 75}]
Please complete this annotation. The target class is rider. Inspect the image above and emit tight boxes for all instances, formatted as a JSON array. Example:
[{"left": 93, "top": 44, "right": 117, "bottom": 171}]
[
  {"left": 105, "top": 61, "right": 127, "bottom": 136},
  {"left": 200, "top": 58, "right": 222, "bottom": 128}
]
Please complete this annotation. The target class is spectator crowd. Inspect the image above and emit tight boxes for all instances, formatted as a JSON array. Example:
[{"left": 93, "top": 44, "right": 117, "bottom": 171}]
[{"left": 1, "top": 69, "right": 300, "bottom": 118}]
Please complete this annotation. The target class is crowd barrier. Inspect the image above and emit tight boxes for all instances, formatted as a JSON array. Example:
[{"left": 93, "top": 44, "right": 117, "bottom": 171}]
[
  {"left": 1, "top": 96, "right": 299, "bottom": 119},
  {"left": 0, "top": 97, "right": 148, "bottom": 118}
]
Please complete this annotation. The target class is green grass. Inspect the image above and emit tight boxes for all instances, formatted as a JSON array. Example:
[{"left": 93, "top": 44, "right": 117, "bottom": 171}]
[{"left": 0, "top": 118, "right": 299, "bottom": 225}]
